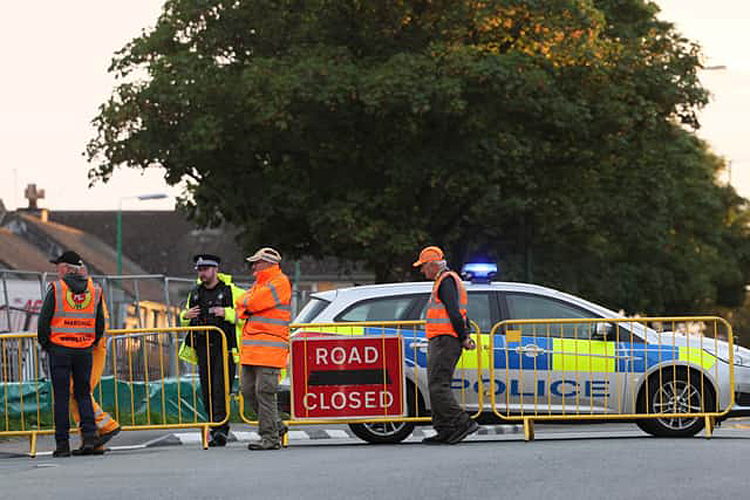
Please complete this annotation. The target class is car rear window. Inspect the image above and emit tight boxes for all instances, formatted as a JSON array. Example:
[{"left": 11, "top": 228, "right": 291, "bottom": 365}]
[{"left": 294, "top": 297, "right": 331, "bottom": 324}]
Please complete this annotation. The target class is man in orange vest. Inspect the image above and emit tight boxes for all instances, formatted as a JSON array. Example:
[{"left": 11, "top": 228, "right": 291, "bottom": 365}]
[
  {"left": 413, "top": 246, "right": 479, "bottom": 445},
  {"left": 68, "top": 264, "right": 120, "bottom": 452},
  {"left": 37, "top": 251, "right": 104, "bottom": 457},
  {"left": 236, "top": 247, "right": 291, "bottom": 451}
]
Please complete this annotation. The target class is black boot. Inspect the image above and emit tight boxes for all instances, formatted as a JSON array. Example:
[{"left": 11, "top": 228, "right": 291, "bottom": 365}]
[
  {"left": 53, "top": 440, "right": 71, "bottom": 458},
  {"left": 72, "top": 434, "right": 103, "bottom": 456}
]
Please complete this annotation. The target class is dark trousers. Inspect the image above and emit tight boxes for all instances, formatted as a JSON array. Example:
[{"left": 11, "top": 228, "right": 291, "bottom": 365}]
[
  {"left": 427, "top": 335, "right": 470, "bottom": 435},
  {"left": 195, "top": 337, "right": 236, "bottom": 437},
  {"left": 49, "top": 347, "right": 96, "bottom": 443}
]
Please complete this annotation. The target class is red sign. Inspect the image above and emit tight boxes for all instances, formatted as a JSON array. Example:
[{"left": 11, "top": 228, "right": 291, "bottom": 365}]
[{"left": 291, "top": 335, "right": 405, "bottom": 419}]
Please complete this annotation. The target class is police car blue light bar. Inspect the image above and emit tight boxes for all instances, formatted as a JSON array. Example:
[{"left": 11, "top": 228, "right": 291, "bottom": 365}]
[{"left": 461, "top": 262, "right": 498, "bottom": 283}]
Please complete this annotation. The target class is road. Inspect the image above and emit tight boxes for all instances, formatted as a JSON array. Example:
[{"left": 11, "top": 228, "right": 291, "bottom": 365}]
[{"left": 2, "top": 422, "right": 750, "bottom": 500}]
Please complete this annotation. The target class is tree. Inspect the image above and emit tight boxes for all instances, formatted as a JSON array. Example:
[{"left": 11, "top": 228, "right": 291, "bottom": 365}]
[{"left": 87, "top": 0, "right": 750, "bottom": 316}]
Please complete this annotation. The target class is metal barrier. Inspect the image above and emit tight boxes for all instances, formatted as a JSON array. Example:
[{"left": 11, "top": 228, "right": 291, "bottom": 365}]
[
  {"left": 0, "top": 327, "right": 231, "bottom": 456},
  {"left": 0, "top": 332, "right": 49, "bottom": 456},
  {"left": 486, "top": 317, "right": 734, "bottom": 440},
  {"left": 239, "top": 320, "right": 484, "bottom": 444}
]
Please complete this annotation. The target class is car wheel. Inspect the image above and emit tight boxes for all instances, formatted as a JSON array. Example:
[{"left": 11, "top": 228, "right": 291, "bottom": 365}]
[
  {"left": 636, "top": 368, "right": 715, "bottom": 438},
  {"left": 348, "top": 421, "right": 416, "bottom": 444},
  {"left": 348, "top": 381, "right": 424, "bottom": 444}
]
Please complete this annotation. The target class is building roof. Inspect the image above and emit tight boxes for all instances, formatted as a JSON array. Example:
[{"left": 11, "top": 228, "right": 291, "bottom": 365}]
[
  {"left": 0, "top": 227, "right": 52, "bottom": 270},
  {"left": 49, "top": 211, "right": 248, "bottom": 277}
]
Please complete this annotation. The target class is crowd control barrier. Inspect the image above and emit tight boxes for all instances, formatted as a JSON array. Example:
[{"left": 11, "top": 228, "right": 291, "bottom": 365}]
[
  {"left": 486, "top": 317, "right": 734, "bottom": 440},
  {"left": 0, "top": 332, "right": 49, "bottom": 456},
  {"left": 240, "top": 320, "right": 484, "bottom": 445},
  {"left": 0, "top": 327, "right": 230, "bottom": 456}
]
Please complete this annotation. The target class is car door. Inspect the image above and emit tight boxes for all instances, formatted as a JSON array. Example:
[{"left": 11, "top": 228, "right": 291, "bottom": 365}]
[
  {"left": 499, "top": 292, "right": 626, "bottom": 415},
  {"left": 415, "top": 290, "right": 499, "bottom": 412}
]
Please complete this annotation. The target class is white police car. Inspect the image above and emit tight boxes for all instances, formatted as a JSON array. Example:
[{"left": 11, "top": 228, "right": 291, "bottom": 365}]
[{"left": 291, "top": 266, "right": 750, "bottom": 444}]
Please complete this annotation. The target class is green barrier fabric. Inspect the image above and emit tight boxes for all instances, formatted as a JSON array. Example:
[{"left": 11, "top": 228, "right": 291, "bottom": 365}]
[{"left": 1, "top": 376, "right": 243, "bottom": 431}]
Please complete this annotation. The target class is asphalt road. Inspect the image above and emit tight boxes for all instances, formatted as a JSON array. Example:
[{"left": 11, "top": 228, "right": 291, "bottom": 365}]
[{"left": 2, "top": 422, "right": 750, "bottom": 500}]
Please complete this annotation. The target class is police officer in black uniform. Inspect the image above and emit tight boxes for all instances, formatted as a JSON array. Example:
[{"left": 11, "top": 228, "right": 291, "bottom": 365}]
[{"left": 180, "top": 254, "right": 243, "bottom": 447}]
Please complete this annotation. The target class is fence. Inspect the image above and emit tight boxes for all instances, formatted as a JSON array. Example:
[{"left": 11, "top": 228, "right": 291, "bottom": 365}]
[
  {"left": 486, "top": 317, "right": 734, "bottom": 439},
  {"left": 239, "top": 320, "right": 485, "bottom": 442},
  {"left": 0, "top": 316, "right": 738, "bottom": 456},
  {"left": 0, "top": 270, "right": 318, "bottom": 335},
  {"left": 0, "top": 327, "right": 231, "bottom": 456}
]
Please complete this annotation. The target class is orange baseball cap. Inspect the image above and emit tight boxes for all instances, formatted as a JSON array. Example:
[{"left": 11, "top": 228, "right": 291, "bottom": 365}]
[{"left": 413, "top": 246, "right": 444, "bottom": 267}]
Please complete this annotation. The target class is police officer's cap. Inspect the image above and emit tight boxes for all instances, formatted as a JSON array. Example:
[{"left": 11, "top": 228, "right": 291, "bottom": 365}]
[
  {"left": 50, "top": 250, "right": 83, "bottom": 266},
  {"left": 193, "top": 254, "right": 221, "bottom": 269}
]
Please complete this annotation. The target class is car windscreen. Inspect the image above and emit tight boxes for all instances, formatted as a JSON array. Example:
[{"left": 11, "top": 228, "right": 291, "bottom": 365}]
[{"left": 294, "top": 297, "right": 331, "bottom": 324}]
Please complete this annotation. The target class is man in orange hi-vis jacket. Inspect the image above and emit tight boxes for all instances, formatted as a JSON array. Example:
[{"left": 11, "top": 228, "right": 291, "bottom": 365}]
[
  {"left": 413, "top": 246, "right": 480, "bottom": 445},
  {"left": 236, "top": 247, "right": 291, "bottom": 451}
]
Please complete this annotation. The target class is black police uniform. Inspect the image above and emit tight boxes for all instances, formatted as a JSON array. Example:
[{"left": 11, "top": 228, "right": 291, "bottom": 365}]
[{"left": 184, "top": 254, "right": 238, "bottom": 445}]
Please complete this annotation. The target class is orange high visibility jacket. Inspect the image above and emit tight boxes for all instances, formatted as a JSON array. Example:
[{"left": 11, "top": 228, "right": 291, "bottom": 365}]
[
  {"left": 236, "top": 265, "right": 292, "bottom": 368},
  {"left": 425, "top": 270, "right": 468, "bottom": 340},
  {"left": 49, "top": 278, "right": 101, "bottom": 349}
]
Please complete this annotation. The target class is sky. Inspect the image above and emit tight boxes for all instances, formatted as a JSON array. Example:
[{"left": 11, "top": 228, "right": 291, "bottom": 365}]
[{"left": 0, "top": 1, "right": 748, "bottom": 211}]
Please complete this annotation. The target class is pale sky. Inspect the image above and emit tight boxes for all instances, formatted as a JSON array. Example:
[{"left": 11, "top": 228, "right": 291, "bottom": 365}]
[{"left": 0, "top": 1, "right": 748, "bottom": 211}]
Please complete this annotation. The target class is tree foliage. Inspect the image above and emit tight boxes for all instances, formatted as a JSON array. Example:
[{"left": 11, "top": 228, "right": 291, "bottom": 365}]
[{"left": 87, "top": 0, "right": 750, "bottom": 315}]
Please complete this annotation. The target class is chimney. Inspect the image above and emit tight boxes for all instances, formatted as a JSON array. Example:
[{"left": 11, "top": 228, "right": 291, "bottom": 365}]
[{"left": 21, "top": 184, "right": 49, "bottom": 220}]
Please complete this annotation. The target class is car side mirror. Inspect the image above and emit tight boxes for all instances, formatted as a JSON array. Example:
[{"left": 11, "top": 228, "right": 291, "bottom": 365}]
[{"left": 592, "top": 322, "right": 613, "bottom": 341}]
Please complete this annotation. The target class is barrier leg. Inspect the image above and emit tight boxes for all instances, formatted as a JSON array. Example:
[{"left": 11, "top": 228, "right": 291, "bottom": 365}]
[
  {"left": 704, "top": 416, "right": 715, "bottom": 439},
  {"left": 523, "top": 418, "right": 535, "bottom": 442},
  {"left": 282, "top": 432, "right": 289, "bottom": 448},
  {"left": 201, "top": 425, "right": 210, "bottom": 450},
  {"left": 29, "top": 433, "right": 37, "bottom": 458}
]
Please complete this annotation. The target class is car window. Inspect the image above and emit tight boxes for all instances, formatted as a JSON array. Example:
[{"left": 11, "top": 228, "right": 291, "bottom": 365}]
[
  {"left": 337, "top": 296, "right": 416, "bottom": 322},
  {"left": 504, "top": 293, "right": 598, "bottom": 339},
  {"left": 294, "top": 298, "right": 330, "bottom": 324},
  {"left": 419, "top": 292, "right": 494, "bottom": 333}
]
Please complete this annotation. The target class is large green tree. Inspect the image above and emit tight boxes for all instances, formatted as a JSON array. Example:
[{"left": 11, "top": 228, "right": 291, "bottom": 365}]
[{"left": 87, "top": 0, "right": 750, "bottom": 316}]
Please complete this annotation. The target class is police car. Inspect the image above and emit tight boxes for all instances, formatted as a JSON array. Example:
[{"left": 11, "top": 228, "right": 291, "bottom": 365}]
[{"left": 291, "top": 265, "right": 750, "bottom": 444}]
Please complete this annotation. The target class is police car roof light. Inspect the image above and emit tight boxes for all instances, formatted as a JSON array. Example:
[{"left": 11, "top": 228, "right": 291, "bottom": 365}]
[{"left": 461, "top": 262, "right": 498, "bottom": 283}]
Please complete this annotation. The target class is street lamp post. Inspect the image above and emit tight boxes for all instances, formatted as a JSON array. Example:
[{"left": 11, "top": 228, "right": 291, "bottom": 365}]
[{"left": 117, "top": 193, "right": 168, "bottom": 275}]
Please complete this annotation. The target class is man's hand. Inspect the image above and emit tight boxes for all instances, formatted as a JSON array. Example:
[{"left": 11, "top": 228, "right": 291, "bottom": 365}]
[
  {"left": 184, "top": 305, "right": 200, "bottom": 319},
  {"left": 462, "top": 338, "right": 476, "bottom": 350},
  {"left": 209, "top": 306, "right": 225, "bottom": 318}
]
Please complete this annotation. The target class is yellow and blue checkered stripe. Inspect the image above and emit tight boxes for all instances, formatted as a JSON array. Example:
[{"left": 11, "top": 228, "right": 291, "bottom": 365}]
[{"left": 294, "top": 327, "right": 716, "bottom": 373}]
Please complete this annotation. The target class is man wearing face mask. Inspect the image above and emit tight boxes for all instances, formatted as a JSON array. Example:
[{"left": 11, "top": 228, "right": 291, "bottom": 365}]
[{"left": 180, "top": 254, "right": 245, "bottom": 447}]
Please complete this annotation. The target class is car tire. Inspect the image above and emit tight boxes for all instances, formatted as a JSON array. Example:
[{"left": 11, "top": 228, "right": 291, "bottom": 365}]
[
  {"left": 348, "top": 382, "right": 425, "bottom": 444},
  {"left": 636, "top": 367, "right": 715, "bottom": 438},
  {"left": 348, "top": 421, "right": 416, "bottom": 444}
]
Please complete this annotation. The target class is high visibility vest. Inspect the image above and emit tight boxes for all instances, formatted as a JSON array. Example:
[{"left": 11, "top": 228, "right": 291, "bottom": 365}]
[
  {"left": 49, "top": 278, "right": 100, "bottom": 349},
  {"left": 237, "top": 266, "right": 292, "bottom": 368},
  {"left": 425, "top": 271, "right": 468, "bottom": 340}
]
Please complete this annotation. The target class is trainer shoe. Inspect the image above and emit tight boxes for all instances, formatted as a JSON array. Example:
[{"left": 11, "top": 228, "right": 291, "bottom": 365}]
[
  {"left": 421, "top": 431, "right": 451, "bottom": 445},
  {"left": 53, "top": 441, "right": 71, "bottom": 458},
  {"left": 94, "top": 426, "right": 121, "bottom": 448},
  {"left": 248, "top": 440, "right": 282, "bottom": 451},
  {"left": 446, "top": 420, "right": 480, "bottom": 445}
]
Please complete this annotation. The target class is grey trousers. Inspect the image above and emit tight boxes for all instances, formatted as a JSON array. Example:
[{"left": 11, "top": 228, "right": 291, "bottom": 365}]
[
  {"left": 427, "top": 335, "right": 470, "bottom": 435},
  {"left": 242, "top": 365, "right": 283, "bottom": 444}
]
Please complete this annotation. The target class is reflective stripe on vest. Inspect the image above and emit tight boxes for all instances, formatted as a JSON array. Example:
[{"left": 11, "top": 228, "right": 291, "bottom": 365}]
[
  {"left": 49, "top": 279, "right": 99, "bottom": 349},
  {"left": 242, "top": 339, "right": 289, "bottom": 349},
  {"left": 425, "top": 270, "right": 467, "bottom": 340}
]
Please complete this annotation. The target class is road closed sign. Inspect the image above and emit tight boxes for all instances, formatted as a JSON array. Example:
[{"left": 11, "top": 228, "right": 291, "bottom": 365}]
[{"left": 291, "top": 335, "right": 405, "bottom": 419}]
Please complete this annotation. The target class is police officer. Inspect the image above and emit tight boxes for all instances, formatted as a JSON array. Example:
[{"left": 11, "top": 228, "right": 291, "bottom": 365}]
[
  {"left": 37, "top": 251, "right": 103, "bottom": 457},
  {"left": 180, "top": 254, "right": 244, "bottom": 447},
  {"left": 413, "top": 246, "right": 480, "bottom": 445}
]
